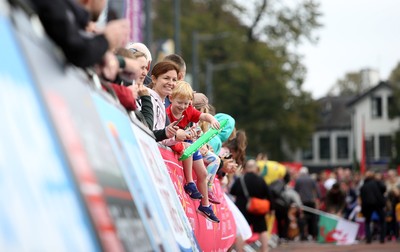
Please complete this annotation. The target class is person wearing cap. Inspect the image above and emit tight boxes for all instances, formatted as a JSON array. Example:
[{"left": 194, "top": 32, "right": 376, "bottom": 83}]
[
  {"left": 193, "top": 93, "right": 222, "bottom": 205},
  {"left": 112, "top": 48, "right": 154, "bottom": 128},
  {"left": 126, "top": 42, "right": 153, "bottom": 85}
]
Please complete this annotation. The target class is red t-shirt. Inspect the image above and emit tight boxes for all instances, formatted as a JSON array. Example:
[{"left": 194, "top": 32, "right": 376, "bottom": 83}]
[
  {"left": 111, "top": 84, "right": 136, "bottom": 111},
  {"left": 166, "top": 104, "right": 202, "bottom": 129}
]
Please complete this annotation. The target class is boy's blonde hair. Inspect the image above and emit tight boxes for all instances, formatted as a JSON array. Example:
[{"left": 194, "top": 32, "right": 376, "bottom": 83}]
[{"left": 171, "top": 81, "right": 194, "bottom": 100}]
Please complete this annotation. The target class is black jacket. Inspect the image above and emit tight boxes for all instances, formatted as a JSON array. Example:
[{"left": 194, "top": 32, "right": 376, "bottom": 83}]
[
  {"left": 360, "top": 178, "right": 386, "bottom": 207},
  {"left": 32, "top": 0, "right": 108, "bottom": 67}
]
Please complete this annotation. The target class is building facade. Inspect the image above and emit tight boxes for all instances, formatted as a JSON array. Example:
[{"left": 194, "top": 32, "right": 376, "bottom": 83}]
[
  {"left": 348, "top": 82, "right": 399, "bottom": 171},
  {"left": 299, "top": 82, "right": 399, "bottom": 172}
]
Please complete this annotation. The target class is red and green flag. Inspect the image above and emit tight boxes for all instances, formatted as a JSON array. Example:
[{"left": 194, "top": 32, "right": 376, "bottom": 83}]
[{"left": 318, "top": 214, "right": 359, "bottom": 245}]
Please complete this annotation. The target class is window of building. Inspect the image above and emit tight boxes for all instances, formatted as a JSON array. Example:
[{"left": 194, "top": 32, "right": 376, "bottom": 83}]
[
  {"left": 371, "top": 96, "right": 382, "bottom": 118},
  {"left": 337, "top": 136, "right": 349, "bottom": 159},
  {"left": 379, "top": 135, "right": 392, "bottom": 159},
  {"left": 366, "top": 135, "right": 374, "bottom": 160},
  {"left": 319, "top": 137, "right": 330, "bottom": 160},
  {"left": 302, "top": 138, "right": 313, "bottom": 160}
]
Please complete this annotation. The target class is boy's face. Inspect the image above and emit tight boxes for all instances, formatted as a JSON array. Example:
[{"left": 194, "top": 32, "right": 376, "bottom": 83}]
[{"left": 170, "top": 97, "right": 191, "bottom": 116}]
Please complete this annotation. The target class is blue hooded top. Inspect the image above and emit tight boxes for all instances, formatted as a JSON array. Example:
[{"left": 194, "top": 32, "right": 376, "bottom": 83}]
[{"left": 208, "top": 113, "right": 235, "bottom": 155}]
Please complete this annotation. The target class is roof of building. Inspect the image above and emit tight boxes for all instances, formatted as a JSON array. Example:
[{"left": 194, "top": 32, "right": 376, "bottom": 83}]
[
  {"left": 316, "top": 95, "right": 354, "bottom": 130},
  {"left": 347, "top": 81, "right": 392, "bottom": 107}
]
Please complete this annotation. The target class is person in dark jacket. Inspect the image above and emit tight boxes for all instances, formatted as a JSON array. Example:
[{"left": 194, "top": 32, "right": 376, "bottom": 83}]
[
  {"left": 325, "top": 182, "right": 346, "bottom": 216},
  {"left": 31, "top": 0, "right": 129, "bottom": 79},
  {"left": 230, "top": 159, "right": 271, "bottom": 252},
  {"left": 360, "top": 171, "right": 386, "bottom": 244}
]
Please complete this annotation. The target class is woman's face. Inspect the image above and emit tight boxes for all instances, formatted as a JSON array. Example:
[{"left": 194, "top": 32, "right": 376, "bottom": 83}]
[
  {"left": 152, "top": 70, "right": 177, "bottom": 99},
  {"left": 135, "top": 56, "right": 148, "bottom": 84}
]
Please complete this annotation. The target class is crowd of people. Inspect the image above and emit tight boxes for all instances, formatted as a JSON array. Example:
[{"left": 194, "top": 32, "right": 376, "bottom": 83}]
[
  {"left": 231, "top": 162, "right": 400, "bottom": 250},
  {"left": 23, "top": 0, "right": 400, "bottom": 251}
]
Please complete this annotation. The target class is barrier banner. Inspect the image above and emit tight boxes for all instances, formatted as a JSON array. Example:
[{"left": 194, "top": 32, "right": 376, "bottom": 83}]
[
  {"left": 160, "top": 148, "right": 237, "bottom": 251},
  {"left": 130, "top": 126, "right": 201, "bottom": 252},
  {"left": 18, "top": 22, "right": 154, "bottom": 250},
  {"left": 0, "top": 14, "right": 97, "bottom": 251},
  {"left": 91, "top": 92, "right": 181, "bottom": 251}
]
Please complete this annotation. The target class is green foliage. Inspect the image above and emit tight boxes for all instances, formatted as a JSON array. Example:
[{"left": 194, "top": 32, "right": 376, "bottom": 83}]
[
  {"left": 389, "top": 61, "right": 400, "bottom": 85},
  {"left": 389, "top": 62, "right": 400, "bottom": 167},
  {"left": 330, "top": 71, "right": 363, "bottom": 96},
  {"left": 152, "top": 0, "right": 322, "bottom": 160}
]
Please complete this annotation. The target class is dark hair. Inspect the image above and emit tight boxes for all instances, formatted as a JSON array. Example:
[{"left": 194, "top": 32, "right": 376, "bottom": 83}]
[
  {"left": 225, "top": 130, "right": 247, "bottom": 166},
  {"left": 148, "top": 61, "right": 179, "bottom": 88},
  {"left": 283, "top": 172, "right": 291, "bottom": 184},
  {"left": 163, "top": 54, "right": 186, "bottom": 71}
]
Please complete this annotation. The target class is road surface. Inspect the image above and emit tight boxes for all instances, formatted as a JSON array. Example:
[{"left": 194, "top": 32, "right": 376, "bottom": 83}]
[{"left": 271, "top": 240, "right": 399, "bottom": 252}]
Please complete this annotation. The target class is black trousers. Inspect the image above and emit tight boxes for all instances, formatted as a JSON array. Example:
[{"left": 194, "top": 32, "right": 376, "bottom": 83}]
[
  {"left": 299, "top": 201, "right": 318, "bottom": 240},
  {"left": 275, "top": 205, "right": 289, "bottom": 239},
  {"left": 362, "top": 206, "right": 386, "bottom": 243}
]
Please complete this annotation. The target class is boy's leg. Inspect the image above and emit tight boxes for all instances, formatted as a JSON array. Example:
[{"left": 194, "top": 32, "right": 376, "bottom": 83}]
[
  {"left": 193, "top": 159, "right": 209, "bottom": 206},
  {"left": 182, "top": 157, "right": 193, "bottom": 184},
  {"left": 183, "top": 149, "right": 202, "bottom": 200},
  {"left": 193, "top": 158, "right": 220, "bottom": 223}
]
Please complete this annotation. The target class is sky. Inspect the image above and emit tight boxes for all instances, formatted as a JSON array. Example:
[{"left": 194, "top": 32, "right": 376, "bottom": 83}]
[{"left": 299, "top": 0, "right": 400, "bottom": 99}]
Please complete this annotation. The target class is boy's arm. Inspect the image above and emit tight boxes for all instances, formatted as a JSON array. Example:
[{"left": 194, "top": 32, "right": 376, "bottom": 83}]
[{"left": 199, "top": 113, "right": 220, "bottom": 129}]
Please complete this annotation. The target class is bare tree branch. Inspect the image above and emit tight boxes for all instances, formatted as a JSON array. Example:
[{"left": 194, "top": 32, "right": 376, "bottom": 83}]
[{"left": 247, "top": 0, "right": 267, "bottom": 41}]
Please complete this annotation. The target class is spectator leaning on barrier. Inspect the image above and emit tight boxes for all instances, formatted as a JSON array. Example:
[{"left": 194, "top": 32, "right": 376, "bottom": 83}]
[
  {"left": 193, "top": 92, "right": 221, "bottom": 205},
  {"left": 147, "top": 61, "right": 178, "bottom": 130},
  {"left": 108, "top": 48, "right": 146, "bottom": 112},
  {"left": 126, "top": 42, "right": 152, "bottom": 85},
  {"left": 113, "top": 48, "right": 154, "bottom": 129},
  {"left": 32, "top": 0, "right": 129, "bottom": 80},
  {"left": 166, "top": 81, "right": 221, "bottom": 223},
  {"left": 104, "top": 49, "right": 177, "bottom": 142}
]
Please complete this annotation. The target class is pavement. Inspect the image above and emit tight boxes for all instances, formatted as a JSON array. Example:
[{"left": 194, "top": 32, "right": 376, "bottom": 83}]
[{"left": 271, "top": 240, "right": 400, "bottom": 252}]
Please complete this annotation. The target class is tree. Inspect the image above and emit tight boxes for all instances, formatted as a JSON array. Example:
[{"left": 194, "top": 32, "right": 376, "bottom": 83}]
[
  {"left": 389, "top": 61, "right": 400, "bottom": 85},
  {"left": 328, "top": 71, "right": 363, "bottom": 96},
  {"left": 152, "top": 0, "right": 322, "bottom": 159},
  {"left": 388, "top": 62, "right": 400, "bottom": 168}
]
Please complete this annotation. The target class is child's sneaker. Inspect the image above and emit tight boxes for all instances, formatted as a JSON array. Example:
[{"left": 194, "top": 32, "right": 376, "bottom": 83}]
[
  {"left": 197, "top": 205, "right": 220, "bottom": 223},
  {"left": 208, "top": 191, "right": 221, "bottom": 204},
  {"left": 184, "top": 182, "right": 203, "bottom": 200}
]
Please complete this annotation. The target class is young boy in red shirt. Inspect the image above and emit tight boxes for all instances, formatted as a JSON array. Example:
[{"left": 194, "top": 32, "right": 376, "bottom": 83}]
[{"left": 166, "top": 81, "right": 220, "bottom": 223}]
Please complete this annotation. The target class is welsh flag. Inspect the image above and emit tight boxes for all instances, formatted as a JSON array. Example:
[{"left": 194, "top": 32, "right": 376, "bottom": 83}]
[{"left": 318, "top": 215, "right": 359, "bottom": 245}]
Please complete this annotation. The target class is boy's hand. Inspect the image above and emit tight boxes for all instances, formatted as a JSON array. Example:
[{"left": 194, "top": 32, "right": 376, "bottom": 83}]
[
  {"left": 175, "top": 129, "right": 190, "bottom": 141},
  {"left": 210, "top": 118, "right": 220, "bottom": 129}
]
